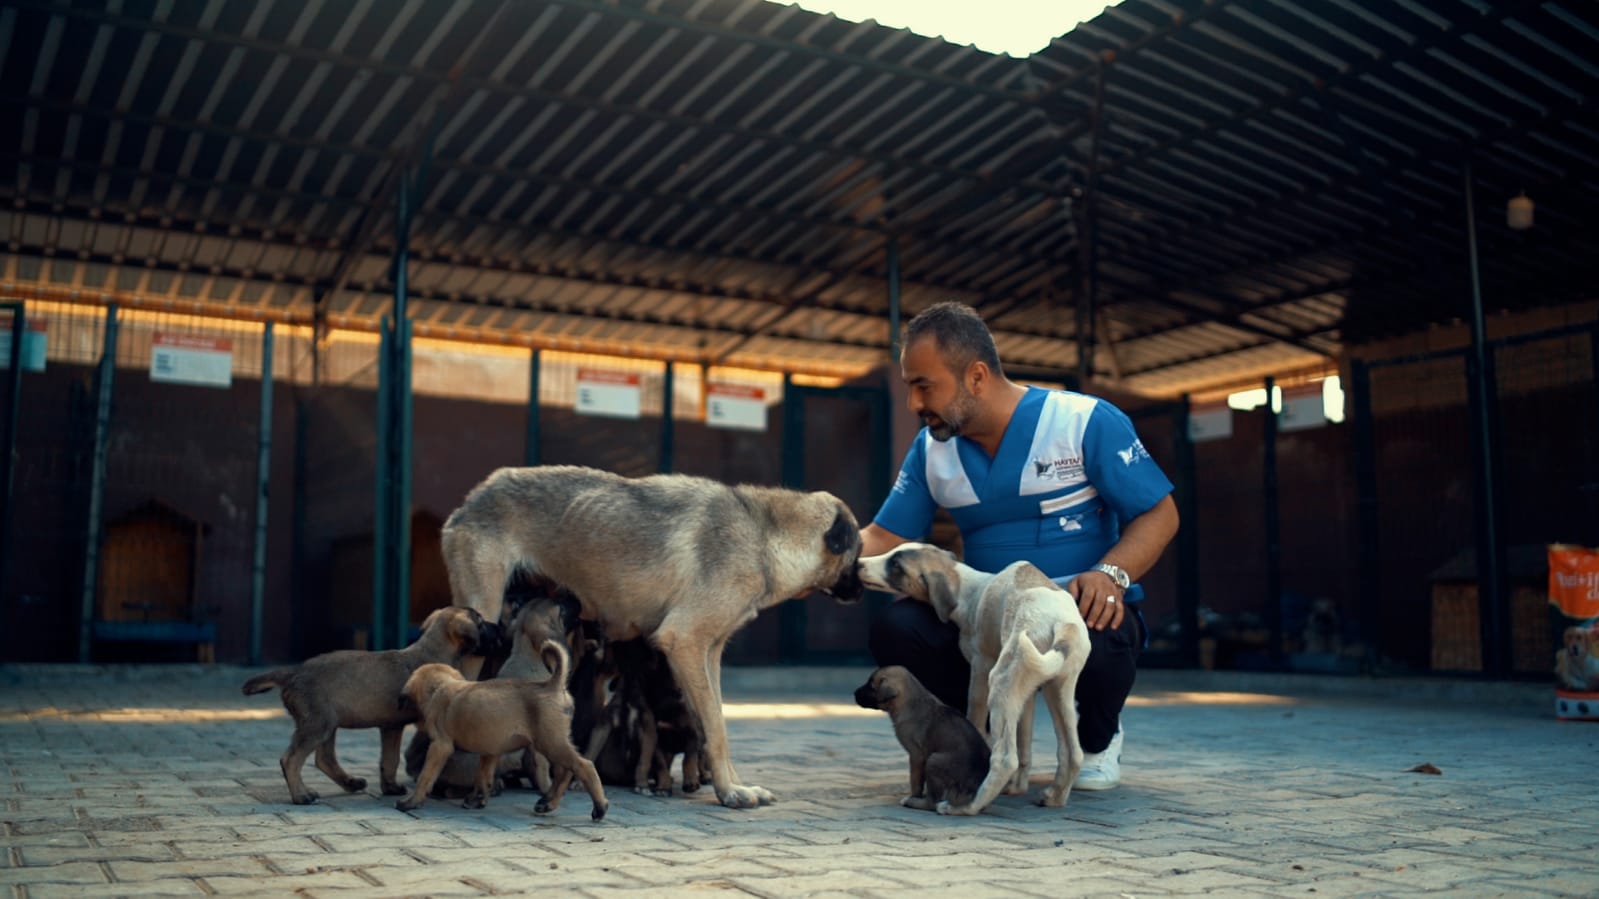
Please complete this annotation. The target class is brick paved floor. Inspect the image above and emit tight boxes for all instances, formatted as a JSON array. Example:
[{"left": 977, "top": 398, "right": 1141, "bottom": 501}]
[{"left": 2, "top": 664, "right": 1596, "bottom": 897}]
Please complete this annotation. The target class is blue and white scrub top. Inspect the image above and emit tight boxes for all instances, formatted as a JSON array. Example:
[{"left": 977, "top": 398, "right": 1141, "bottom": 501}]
[{"left": 874, "top": 386, "right": 1174, "bottom": 602}]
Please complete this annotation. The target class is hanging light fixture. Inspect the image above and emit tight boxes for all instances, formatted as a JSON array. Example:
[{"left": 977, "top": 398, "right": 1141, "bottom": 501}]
[{"left": 1507, "top": 191, "right": 1534, "bottom": 230}]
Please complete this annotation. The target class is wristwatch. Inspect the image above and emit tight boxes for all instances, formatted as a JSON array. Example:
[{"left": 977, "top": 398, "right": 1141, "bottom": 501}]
[{"left": 1091, "top": 562, "right": 1131, "bottom": 590}]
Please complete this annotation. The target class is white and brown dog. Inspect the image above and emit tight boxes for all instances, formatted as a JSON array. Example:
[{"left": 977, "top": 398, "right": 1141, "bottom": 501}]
[{"left": 858, "top": 543, "right": 1091, "bottom": 815}]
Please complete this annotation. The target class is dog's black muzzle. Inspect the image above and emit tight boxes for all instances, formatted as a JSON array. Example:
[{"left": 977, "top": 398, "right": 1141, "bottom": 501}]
[
  {"left": 824, "top": 556, "right": 866, "bottom": 604},
  {"left": 853, "top": 681, "right": 880, "bottom": 710}
]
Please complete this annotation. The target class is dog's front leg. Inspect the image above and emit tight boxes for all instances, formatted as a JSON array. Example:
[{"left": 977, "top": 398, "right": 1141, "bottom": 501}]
[
  {"left": 941, "top": 674, "right": 1024, "bottom": 816},
  {"left": 900, "top": 753, "right": 928, "bottom": 809},
  {"left": 965, "top": 662, "right": 992, "bottom": 736},
  {"left": 657, "top": 626, "right": 772, "bottom": 808},
  {"left": 633, "top": 705, "right": 659, "bottom": 795},
  {"left": 397, "top": 736, "right": 455, "bottom": 811},
  {"left": 378, "top": 726, "right": 408, "bottom": 795}
]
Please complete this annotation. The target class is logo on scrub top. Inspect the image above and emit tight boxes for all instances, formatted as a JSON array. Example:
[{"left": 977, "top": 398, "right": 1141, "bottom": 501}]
[{"left": 1031, "top": 455, "right": 1084, "bottom": 481}]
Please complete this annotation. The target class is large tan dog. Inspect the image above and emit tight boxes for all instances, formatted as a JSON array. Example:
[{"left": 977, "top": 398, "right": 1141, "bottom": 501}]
[
  {"left": 397, "top": 643, "right": 608, "bottom": 820},
  {"left": 241, "top": 607, "right": 501, "bottom": 805},
  {"left": 858, "top": 543, "right": 1091, "bottom": 815},
  {"left": 441, "top": 464, "right": 864, "bottom": 808}
]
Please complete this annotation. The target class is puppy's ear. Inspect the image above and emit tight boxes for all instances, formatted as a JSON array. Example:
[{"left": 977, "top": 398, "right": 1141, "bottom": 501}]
[
  {"left": 923, "top": 569, "right": 959, "bottom": 623},
  {"left": 397, "top": 691, "right": 413, "bottom": 711},
  {"left": 825, "top": 509, "right": 858, "bottom": 556}
]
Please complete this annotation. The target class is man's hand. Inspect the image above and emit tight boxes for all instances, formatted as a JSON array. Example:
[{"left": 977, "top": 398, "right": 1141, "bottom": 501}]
[{"left": 1068, "top": 570, "right": 1125, "bottom": 632}]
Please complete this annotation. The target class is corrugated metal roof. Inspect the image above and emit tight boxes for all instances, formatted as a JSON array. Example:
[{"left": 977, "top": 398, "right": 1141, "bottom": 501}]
[{"left": 1, "top": 0, "right": 1594, "bottom": 395}]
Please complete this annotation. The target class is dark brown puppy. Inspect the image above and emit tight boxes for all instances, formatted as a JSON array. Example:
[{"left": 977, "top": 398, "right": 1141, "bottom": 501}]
[
  {"left": 242, "top": 606, "right": 501, "bottom": 805},
  {"left": 397, "top": 642, "right": 608, "bottom": 820},
  {"left": 854, "top": 666, "right": 990, "bottom": 812}
]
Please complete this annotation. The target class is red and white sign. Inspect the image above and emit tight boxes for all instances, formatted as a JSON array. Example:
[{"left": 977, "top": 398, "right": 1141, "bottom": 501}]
[
  {"left": 1277, "top": 384, "right": 1326, "bottom": 432},
  {"left": 151, "top": 332, "right": 233, "bottom": 388},
  {"left": 0, "top": 319, "right": 47, "bottom": 372},
  {"left": 706, "top": 383, "right": 768, "bottom": 432},
  {"left": 576, "top": 367, "right": 641, "bottom": 419},
  {"left": 1188, "top": 402, "right": 1232, "bottom": 442}
]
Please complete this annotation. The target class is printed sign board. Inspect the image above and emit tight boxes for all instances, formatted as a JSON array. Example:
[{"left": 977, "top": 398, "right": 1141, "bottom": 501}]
[
  {"left": 706, "top": 383, "right": 768, "bottom": 432},
  {"left": 0, "top": 319, "right": 47, "bottom": 372},
  {"left": 576, "top": 368, "right": 642, "bottom": 419},
  {"left": 1188, "top": 403, "right": 1232, "bottom": 442},
  {"left": 1277, "top": 385, "right": 1326, "bottom": 432},
  {"left": 151, "top": 333, "right": 233, "bottom": 388}
]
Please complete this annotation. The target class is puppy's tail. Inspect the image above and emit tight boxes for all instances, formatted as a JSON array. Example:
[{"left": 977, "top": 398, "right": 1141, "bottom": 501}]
[
  {"left": 539, "top": 639, "right": 572, "bottom": 691},
  {"left": 241, "top": 668, "right": 293, "bottom": 695},
  {"left": 1014, "top": 622, "right": 1086, "bottom": 680}
]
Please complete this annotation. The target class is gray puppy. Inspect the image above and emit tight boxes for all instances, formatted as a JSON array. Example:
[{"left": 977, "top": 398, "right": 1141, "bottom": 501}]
[{"left": 855, "top": 666, "right": 989, "bottom": 812}]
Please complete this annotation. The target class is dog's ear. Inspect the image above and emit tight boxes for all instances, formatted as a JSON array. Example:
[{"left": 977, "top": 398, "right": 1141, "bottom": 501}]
[
  {"left": 397, "top": 691, "right": 413, "bottom": 711},
  {"left": 922, "top": 568, "right": 959, "bottom": 623},
  {"left": 824, "top": 509, "right": 858, "bottom": 557}
]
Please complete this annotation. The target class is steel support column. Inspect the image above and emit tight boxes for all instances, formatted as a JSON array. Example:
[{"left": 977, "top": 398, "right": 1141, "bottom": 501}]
[
  {"left": 0, "top": 303, "right": 24, "bottom": 651},
  {"left": 1262, "top": 376, "right": 1283, "bottom": 668},
  {"left": 660, "top": 362, "right": 676, "bottom": 474},
  {"left": 1075, "top": 64, "right": 1106, "bottom": 387},
  {"left": 525, "top": 348, "right": 542, "bottom": 467},
  {"left": 249, "top": 322, "right": 274, "bottom": 665},
  {"left": 1349, "top": 359, "right": 1381, "bottom": 669},
  {"left": 887, "top": 237, "right": 902, "bottom": 365},
  {"left": 1463, "top": 160, "right": 1507, "bottom": 677},
  {"left": 78, "top": 305, "right": 117, "bottom": 662},
  {"left": 1172, "top": 395, "right": 1200, "bottom": 668}
]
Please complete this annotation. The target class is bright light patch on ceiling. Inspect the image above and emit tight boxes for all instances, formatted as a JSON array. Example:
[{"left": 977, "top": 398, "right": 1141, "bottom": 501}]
[{"left": 774, "top": 0, "right": 1117, "bottom": 57}]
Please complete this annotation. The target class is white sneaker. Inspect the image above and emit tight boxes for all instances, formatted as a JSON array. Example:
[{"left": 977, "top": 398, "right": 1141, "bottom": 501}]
[{"left": 1074, "top": 725, "right": 1123, "bottom": 791}]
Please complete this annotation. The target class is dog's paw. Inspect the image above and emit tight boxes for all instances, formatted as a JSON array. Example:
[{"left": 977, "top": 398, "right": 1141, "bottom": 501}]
[
  {"left": 633, "top": 784, "right": 654, "bottom": 796},
  {"left": 681, "top": 779, "right": 701, "bottom": 793},
  {"left": 718, "top": 784, "right": 774, "bottom": 809},
  {"left": 936, "top": 800, "right": 979, "bottom": 816},
  {"left": 380, "top": 781, "right": 407, "bottom": 796},
  {"left": 534, "top": 799, "right": 555, "bottom": 815},
  {"left": 1035, "top": 786, "right": 1068, "bottom": 808},
  {"left": 343, "top": 777, "right": 367, "bottom": 793},
  {"left": 591, "top": 802, "right": 607, "bottom": 822},
  {"left": 291, "top": 791, "right": 319, "bottom": 805},
  {"left": 462, "top": 794, "right": 487, "bottom": 810},
  {"left": 394, "top": 797, "right": 422, "bottom": 812}
]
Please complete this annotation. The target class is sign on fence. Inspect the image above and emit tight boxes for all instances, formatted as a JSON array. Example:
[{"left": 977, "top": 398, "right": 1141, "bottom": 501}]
[
  {"left": 151, "top": 333, "right": 233, "bottom": 388},
  {"left": 0, "top": 319, "right": 47, "bottom": 372},
  {"left": 576, "top": 368, "right": 642, "bottom": 419},
  {"left": 1550, "top": 544, "right": 1599, "bottom": 721},
  {"left": 1188, "top": 402, "right": 1232, "bottom": 442},
  {"left": 1277, "top": 384, "right": 1326, "bottom": 432},
  {"left": 706, "top": 383, "right": 768, "bottom": 431}
]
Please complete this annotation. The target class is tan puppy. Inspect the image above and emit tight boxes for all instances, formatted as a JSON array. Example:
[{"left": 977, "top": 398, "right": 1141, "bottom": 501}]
[
  {"left": 241, "top": 607, "right": 501, "bottom": 805},
  {"left": 397, "top": 642, "right": 608, "bottom": 820},
  {"left": 404, "top": 596, "right": 579, "bottom": 798},
  {"left": 441, "top": 464, "right": 863, "bottom": 808},
  {"left": 854, "top": 666, "right": 989, "bottom": 812},
  {"left": 858, "top": 543, "right": 1091, "bottom": 815}
]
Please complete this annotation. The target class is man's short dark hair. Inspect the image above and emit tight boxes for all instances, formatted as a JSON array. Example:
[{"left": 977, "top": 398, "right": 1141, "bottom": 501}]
[{"left": 904, "top": 301, "right": 1003, "bottom": 378}]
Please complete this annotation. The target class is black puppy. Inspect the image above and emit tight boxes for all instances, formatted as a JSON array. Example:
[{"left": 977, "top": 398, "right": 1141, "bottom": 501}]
[{"left": 855, "top": 666, "right": 989, "bottom": 812}]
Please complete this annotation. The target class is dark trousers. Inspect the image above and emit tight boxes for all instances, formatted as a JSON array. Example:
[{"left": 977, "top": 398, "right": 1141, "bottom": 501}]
[{"left": 867, "top": 598, "right": 1143, "bottom": 754}]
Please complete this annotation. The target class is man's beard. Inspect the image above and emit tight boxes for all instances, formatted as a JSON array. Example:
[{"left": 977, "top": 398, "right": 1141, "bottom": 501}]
[{"left": 923, "top": 388, "right": 977, "bottom": 442}]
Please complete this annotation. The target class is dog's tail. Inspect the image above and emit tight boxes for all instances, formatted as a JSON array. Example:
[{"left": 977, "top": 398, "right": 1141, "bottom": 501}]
[
  {"left": 241, "top": 668, "right": 294, "bottom": 695},
  {"left": 1014, "top": 621, "right": 1085, "bottom": 680},
  {"left": 539, "top": 639, "right": 572, "bottom": 691}
]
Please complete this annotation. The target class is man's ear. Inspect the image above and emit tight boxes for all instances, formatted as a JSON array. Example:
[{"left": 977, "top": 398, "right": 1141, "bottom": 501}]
[{"left": 966, "top": 360, "right": 989, "bottom": 395}]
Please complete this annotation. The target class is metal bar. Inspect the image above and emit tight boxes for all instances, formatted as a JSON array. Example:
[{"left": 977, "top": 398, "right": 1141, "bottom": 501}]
[
  {"left": 1463, "top": 160, "right": 1506, "bottom": 678},
  {"left": 524, "top": 348, "right": 542, "bottom": 467},
  {"left": 887, "top": 238, "right": 901, "bottom": 365},
  {"left": 77, "top": 304, "right": 117, "bottom": 663},
  {"left": 1348, "top": 359, "right": 1381, "bottom": 670},
  {"left": 373, "top": 316, "right": 392, "bottom": 652},
  {"left": 1172, "top": 395, "right": 1200, "bottom": 669},
  {"left": 0, "top": 302, "right": 23, "bottom": 652},
  {"left": 1076, "top": 65, "right": 1106, "bottom": 387},
  {"left": 779, "top": 374, "right": 806, "bottom": 664},
  {"left": 394, "top": 315, "right": 413, "bottom": 651},
  {"left": 249, "top": 322, "right": 274, "bottom": 666},
  {"left": 659, "top": 361, "right": 675, "bottom": 474},
  {"left": 1262, "top": 376, "right": 1283, "bottom": 670}
]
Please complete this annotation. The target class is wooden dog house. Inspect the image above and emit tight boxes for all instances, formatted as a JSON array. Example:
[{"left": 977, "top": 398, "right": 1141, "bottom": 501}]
[{"left": 93, "top": 499, "right": 216, "bottom": 661}]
